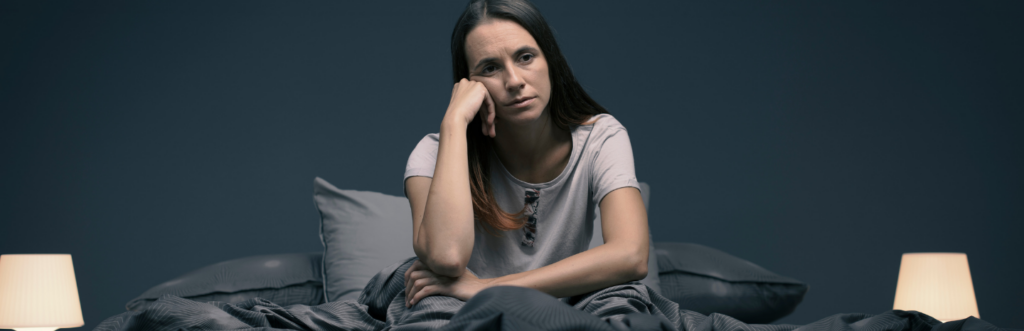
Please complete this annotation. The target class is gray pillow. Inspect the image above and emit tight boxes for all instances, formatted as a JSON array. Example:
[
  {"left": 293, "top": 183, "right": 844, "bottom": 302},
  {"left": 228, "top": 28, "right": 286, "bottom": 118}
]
[
  {"left": 588, "top": 182, "right": 661, "bottom": 295},
  {"left": 313, "top": 177, "right": 415, "bottom": 302},
  {"left": 314, "top": 177, "right": 662, "bottom": 302},
  {"left": 127, "top": 252, "right": 323, "bottom": 311},
  {"left": 655, "top": 242, "right": 808, "bottom": 323}
]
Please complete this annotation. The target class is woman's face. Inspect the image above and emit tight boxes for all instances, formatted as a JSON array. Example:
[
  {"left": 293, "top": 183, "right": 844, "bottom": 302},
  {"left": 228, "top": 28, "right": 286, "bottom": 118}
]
[{"left": 464, "top": 19, "right": 551, "bottom": 126}]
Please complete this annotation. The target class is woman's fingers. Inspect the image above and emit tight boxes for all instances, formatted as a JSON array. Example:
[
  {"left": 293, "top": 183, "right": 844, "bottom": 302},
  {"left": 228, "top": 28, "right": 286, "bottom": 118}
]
[
  {"left": 405, "top": 270, "right": 433, "bottom": 300},
  {"left": 449, "top": 82, "right": 459, "bottom": 105},
  {"left": 407, "top": 277, "right": 442, "bottom": 307},
  {"left": 446, "top": 78, "right": 490, "bottom": 127},
  {"left": 409, "top": 283, "right": 442, "bottom": 307},
  {"left": 480, "top": 97, "right": 489, "bottom": 137},
  {"left": 475, "top": 82, "right": 496, "bottom": 138},
  {"left": 404, "top": 261, "right": 427, "bottom": 299},
  {"left": 404, "top": 260, "right": 422, "bottom": 287},
  {"left": 484, "top": 90, "right": 496, "bottom": 137}
]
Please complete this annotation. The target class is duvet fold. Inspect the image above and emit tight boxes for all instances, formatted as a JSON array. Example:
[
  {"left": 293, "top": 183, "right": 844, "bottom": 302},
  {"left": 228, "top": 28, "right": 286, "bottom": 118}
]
[{"left": 94, "top": 258, "right": 998, "bottom": 331}]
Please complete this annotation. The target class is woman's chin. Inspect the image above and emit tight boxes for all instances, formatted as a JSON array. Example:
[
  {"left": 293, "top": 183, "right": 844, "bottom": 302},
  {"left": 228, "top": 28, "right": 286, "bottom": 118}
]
[{"left": 497, "top": 104, "right": 547, "bottom": 126}]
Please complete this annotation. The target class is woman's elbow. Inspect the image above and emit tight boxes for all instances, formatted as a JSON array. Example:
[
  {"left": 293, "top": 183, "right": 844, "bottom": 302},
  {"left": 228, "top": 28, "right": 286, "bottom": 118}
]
[
  {"left": 623, "top": 245, "right": 649, "bottom": 281},
  {"left": 415, "top": 243, "right": 467, "bottom": 277},
  {"left": 632, "top": 258, "right": 648, "bottom": 281},
  {"left": 413, "top": 232, "right": 470, "bottom": 277},
  {"left": 427, "top": 253, "right": 467, "bottom": 277}
]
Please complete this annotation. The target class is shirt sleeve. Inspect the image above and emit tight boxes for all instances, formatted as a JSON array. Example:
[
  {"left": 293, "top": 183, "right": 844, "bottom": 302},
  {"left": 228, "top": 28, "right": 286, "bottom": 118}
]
[
  {"left": 404, "top": 133, "right": 440, "bottom": 183},
  {"left": 590, "top": 128, "right": 641, "bottom": 206}
]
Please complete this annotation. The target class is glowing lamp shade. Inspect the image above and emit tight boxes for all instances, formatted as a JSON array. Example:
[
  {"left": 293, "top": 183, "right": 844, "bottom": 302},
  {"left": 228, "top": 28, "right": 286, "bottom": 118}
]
[
  {"left": 893, "top": 253, "right": 979, "bottom": 323},
  {"left": 0, "top": 254, "right": 84, "bottom": 331}
]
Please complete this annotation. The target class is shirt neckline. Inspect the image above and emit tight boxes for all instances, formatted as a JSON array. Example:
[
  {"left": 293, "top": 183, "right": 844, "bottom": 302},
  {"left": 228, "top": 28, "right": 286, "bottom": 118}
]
[{"left": 490, "top": 114, "right": 604, "bottom": 189}]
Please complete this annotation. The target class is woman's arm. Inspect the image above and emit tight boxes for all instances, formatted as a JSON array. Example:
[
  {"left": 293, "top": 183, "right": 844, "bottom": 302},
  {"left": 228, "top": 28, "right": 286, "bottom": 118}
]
[
  {"left": 406, "top": 121, "right": 473, "bottom": 277},
  {"left": 406, "top": 79, "right": 496, "bottom": 278},
  {"left": 489, "top": 187, "right": 649, "bottom": 297},
  {"left": 405, "top": 186, "right": 649, "bottom": 304}
]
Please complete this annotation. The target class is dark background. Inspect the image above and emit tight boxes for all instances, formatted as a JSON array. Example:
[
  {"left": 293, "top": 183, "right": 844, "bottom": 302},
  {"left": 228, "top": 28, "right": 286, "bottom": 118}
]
[{"left": 2, "top": 1, "right": 1021, "bottom": 330}]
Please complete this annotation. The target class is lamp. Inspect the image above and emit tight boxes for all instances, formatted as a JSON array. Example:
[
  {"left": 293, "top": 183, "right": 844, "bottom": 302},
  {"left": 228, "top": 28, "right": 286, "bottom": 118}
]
[
  {"left": 893, "top": 252, "right": 979, "bottom": 323},
  {"left": 0, "top": 254, "right": 84, "bottom": 331}
]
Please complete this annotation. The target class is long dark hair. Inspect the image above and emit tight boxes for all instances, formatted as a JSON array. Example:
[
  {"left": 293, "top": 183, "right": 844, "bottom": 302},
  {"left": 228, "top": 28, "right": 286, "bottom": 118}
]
[{"left": 451, "top": 0, "right": 608, "bottom": 232}]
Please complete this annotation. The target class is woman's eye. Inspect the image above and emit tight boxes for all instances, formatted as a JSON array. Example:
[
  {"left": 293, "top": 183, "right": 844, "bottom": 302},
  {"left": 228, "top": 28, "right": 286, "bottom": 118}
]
[
  {"left": 482, "top": 65, "right": 496, "bottom": 74},
  {"left": 520, "top": 54, "right": 534, "bottom": 62}
]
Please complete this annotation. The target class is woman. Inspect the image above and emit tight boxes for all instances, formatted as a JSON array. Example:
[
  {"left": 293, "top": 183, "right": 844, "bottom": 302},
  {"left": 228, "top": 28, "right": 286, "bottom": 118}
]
[{"left": 402, "top": 0, "right": 649, "bottom": 307}]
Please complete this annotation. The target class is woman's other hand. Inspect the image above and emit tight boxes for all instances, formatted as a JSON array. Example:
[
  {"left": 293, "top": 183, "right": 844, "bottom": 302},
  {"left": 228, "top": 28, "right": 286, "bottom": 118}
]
[
  {"left": 404, "top": 259, "right": 492, "bottom": 307},
  {"left": 444, "top": 78, "right": 496, "bottom": 138}
]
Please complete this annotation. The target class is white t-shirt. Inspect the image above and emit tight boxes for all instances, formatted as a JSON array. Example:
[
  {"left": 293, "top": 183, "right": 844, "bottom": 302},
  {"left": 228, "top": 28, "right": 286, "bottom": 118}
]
[{"left": 403, "top": 114, "right": 644, "bottom": 281}]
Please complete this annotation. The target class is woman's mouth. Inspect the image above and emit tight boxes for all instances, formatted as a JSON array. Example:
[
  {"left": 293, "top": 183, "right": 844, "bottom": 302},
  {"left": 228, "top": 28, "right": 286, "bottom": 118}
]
[{"left": 508, "top": 97, "right": 535, "bottom": 108}]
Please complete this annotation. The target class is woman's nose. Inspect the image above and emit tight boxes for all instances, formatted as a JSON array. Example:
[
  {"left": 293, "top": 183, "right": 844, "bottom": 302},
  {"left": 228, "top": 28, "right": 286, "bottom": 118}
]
[{"left": 504, "top": 67, "right": 526, "bottom": 92}]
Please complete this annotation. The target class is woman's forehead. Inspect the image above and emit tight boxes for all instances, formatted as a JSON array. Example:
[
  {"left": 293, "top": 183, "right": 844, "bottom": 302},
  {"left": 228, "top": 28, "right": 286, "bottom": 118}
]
[{"left": 465, "top": 19, "right": 539, "bottom": 61}]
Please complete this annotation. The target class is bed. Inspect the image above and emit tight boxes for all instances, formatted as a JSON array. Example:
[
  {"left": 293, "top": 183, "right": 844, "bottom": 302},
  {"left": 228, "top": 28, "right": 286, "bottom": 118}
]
[{"left": 92, "top": 178, "right": 1004, "bottom": 331}]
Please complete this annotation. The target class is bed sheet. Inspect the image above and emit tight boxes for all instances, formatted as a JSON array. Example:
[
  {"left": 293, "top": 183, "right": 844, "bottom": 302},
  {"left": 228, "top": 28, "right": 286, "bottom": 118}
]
[{"left": 94, "top": 258, "right": 1002, "bottom": 331}]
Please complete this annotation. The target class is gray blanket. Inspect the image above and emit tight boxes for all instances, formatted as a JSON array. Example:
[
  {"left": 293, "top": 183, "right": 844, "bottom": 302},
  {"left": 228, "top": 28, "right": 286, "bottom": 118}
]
[{"left": 94, "top": 258, "right": 1001, "bottom": 331}]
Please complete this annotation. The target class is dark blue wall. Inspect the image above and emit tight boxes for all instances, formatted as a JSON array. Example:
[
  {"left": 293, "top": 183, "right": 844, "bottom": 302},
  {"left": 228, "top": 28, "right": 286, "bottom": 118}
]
[{"left": 1, "top": 1, "right": 1021, "bottom": 330}]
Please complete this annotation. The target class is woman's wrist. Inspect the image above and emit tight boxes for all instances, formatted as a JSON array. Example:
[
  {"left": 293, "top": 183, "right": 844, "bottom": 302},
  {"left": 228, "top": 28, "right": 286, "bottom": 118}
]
[
  {"left": 440, "top": 115, "right": 468, "bottom": 132},
  {"left": 484, "top": 273, "right": 521, "bottom": 290},
  {"left": 465, "top": 276, "right": 499, "bottom": 299}
]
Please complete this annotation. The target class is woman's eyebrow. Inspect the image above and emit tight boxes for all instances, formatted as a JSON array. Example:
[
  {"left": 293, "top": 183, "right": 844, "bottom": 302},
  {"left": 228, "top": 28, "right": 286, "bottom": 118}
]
[{"left": 472, "top": 46, "right": 541, "bottom": 71}]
